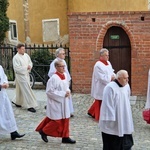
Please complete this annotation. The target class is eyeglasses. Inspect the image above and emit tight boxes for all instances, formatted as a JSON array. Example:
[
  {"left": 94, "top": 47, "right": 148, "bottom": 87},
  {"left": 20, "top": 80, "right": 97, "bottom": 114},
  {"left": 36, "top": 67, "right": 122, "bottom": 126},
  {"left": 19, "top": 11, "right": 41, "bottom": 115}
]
[
  {"left": 60, "top": 53, "right": 65, "bottom": 55},
  {"left": 57, "top": 65, "right": 65, "bottom": 68}
]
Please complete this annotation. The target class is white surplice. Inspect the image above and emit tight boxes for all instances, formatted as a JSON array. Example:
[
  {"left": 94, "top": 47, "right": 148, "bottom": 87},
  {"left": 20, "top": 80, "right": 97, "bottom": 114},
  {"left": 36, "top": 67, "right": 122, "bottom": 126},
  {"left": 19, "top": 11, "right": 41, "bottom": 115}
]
[
  {"left": 145, "top": 69, "right": 150, "bottom": 109},
  {"left": 12, "top": 53, "right": 38, "bottom": 108},
  {"left": 48, "top": 58, "right": 74, "bottom": 113},
  {"left": 91, "top": 61, "right": 115, "bottom": 100},
  {"left": 99, "top": 82, "right": 134, "bottom": 137},
  {"left": 0, "top": 65, "right": 18, "bottom": 134},
  {"left": 46, "top": 73, "right": 70, "bottom": 119}
]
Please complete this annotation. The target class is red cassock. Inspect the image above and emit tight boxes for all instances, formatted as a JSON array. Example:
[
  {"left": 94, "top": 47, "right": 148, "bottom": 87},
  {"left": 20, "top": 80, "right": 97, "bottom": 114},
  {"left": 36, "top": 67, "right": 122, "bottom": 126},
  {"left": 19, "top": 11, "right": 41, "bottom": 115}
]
[
  {"left": 35, "top": 117, "right": 69, "bottom": 138},
  {"left": 88, "top": 99, "right": 102, "bottom": 121},
  {"left": 35, "top": 72, "right": 70, "bottom": 138}
]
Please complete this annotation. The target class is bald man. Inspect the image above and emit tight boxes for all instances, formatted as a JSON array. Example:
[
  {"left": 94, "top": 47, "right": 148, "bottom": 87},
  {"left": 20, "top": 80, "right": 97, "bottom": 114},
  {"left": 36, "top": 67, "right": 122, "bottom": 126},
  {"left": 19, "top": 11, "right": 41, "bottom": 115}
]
[{"left": 99, "top": 70, "right": 134, "bottom": 150}]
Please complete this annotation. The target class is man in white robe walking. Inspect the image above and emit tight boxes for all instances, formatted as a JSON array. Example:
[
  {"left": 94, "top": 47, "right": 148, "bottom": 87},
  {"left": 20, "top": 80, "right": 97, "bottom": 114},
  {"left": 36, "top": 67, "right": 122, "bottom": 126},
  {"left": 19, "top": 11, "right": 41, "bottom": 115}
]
[
  {"left": 36, "top": 60, "right": 76, "bottom": 144},
  {"left": 12, "top": 43, "right": 38, "bottom": 112},
  {"left": 88, "top": 48, "right": 115, "bottom": 121},
  {"left": 48, "top": 48, "right": 74, "bottom": 117},
  {"left": 0, "top": 65, "right": 25, "bottom": 140},
  {"left": 99, "top": 70, "right": 134, "bottom": 150}
]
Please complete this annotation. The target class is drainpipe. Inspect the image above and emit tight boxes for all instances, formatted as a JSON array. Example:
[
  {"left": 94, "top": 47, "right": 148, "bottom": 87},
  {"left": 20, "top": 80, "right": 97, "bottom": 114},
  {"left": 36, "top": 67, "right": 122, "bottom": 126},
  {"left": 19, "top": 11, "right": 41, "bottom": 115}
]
[{"left": 23, "top": 0, "right": 30, "bottom": 44}]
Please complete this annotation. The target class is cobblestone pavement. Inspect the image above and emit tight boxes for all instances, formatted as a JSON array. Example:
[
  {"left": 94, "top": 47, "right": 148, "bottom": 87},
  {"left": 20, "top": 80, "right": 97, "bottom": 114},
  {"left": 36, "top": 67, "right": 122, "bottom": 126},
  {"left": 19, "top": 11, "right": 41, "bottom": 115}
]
[{"left": 0, "top": 88, "right": 150, "bottom": 150}]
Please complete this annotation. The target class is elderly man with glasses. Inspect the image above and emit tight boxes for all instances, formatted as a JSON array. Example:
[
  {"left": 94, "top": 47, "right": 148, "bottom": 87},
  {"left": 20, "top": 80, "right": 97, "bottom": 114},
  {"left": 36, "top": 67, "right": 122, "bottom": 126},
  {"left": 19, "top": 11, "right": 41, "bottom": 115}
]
[
  {"left": 36, "top": 60, "right": 76, "bottom": 144},
  {"left": 47, "top": 48, "right": 74, "bottom": 117}
]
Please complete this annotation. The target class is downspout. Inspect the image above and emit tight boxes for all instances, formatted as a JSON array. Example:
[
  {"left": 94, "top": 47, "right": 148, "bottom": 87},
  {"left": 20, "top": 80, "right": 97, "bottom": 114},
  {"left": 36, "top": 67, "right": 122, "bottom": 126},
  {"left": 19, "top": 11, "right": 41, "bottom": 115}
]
[{"left": 23, "top": 0, "right": 30, "bottom": 44}]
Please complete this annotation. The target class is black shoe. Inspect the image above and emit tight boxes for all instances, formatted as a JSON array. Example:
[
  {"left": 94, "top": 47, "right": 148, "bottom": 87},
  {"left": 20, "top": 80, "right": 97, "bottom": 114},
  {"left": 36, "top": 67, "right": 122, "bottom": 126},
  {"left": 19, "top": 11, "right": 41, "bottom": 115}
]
[
  {"left": 12, "top": 101, "right": 22, "bottom": 107},
  {"left": 27, "top": 107, "right": 36, "bottom": 113},
  {"left": 44, "top": 106, "right": 47, "bottom": 109},
  {"left": 70, "top": 114, "right": 74, "bottom": 118},
  {"left": 62, "top": 137, "right": 76, "bottom": 144},
  {"left": 39, "top": 130, "right": 48, "bottom": 143},
  {"left": 11, "top": 131, "right": 25, "bottom": 140},
  {"left": 87, "top": 113, "right": 94, "bottom": 118}
]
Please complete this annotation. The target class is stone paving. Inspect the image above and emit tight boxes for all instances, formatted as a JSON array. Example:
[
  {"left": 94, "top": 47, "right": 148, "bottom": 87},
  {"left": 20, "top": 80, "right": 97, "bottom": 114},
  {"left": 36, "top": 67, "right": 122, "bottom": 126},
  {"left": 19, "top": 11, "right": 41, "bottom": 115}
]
[{"left": 0, "top": 88, "right": 150, "bottom": 150}]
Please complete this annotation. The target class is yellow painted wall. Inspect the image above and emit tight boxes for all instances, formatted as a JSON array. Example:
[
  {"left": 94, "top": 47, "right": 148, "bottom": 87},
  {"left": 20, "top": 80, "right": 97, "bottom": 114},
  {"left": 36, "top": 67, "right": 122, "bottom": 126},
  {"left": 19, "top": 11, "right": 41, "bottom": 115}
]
[
  {"left": 6, "top": 0, "right": 148, "bottom": 44},
  {"left": 28, "top": 0, "right": 68, "bottom": 44},
  {"left": 68, "top": 0, "right": 148, "bottom": 12},
  {"left": 7, "top": 0, "right": 68, "bottom": 44},
  {"left": 7, "top": 0, "right": 25, "bottom": 43}
]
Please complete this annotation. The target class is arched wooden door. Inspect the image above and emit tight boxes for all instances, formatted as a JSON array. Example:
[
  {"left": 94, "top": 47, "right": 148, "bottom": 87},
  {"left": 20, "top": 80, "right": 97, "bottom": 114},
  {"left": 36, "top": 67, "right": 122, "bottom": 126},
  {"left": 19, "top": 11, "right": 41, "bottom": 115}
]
[{"left": 103, "top": 26, "right": 131, "bottom": 85}]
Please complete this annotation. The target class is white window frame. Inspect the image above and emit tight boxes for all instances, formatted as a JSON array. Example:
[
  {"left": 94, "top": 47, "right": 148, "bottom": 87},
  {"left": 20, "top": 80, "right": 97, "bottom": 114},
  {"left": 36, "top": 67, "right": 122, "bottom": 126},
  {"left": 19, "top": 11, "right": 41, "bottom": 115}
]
[
  {"left": 148, "top": 0, "right": 150, "bottom": 10},
  {"left": 42, "top": 18, "right": 60, "bottom": 42},
  {"left": 8, "top": 20, "right": 18, "bottom": 42}
]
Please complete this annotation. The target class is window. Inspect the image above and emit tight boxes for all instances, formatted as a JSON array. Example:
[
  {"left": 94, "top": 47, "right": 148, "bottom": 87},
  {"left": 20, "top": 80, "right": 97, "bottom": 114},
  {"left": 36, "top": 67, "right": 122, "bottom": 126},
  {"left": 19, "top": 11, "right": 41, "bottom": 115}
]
[
  {"left": 42, "top": 19, "right": 60, "bottom": 42},
  {"left": 8, "top": 20, "right": 18, "bottom": 42}
]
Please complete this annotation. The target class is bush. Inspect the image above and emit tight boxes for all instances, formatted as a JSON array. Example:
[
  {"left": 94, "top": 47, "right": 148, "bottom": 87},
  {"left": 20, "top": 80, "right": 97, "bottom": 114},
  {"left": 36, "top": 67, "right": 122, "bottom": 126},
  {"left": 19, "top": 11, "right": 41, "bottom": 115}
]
[
  {"left": 30, "top": 49, "right": 54, "bottom": 83},
  {"left": 31, "top": 49, "right": 54, "bottom": 65},
  {"left": 0, "top": 0, "right": 9, "bottom": 44}
]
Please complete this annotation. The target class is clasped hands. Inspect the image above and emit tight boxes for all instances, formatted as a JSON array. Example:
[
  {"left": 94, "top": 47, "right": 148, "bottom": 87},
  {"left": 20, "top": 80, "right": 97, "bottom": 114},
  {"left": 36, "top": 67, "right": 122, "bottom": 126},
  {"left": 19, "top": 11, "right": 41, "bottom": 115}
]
[
  {"left": 65, "top": 91, "right": 70, "bottom": 98},
  {"left": 27, "top": 65, "right": 32, "bottom": 71},
  {"left": 111, "top": 74, "right": 116, "bottom": 81},
  {"left": 1, "top": 83, "right": 9, "bottom": 89}
]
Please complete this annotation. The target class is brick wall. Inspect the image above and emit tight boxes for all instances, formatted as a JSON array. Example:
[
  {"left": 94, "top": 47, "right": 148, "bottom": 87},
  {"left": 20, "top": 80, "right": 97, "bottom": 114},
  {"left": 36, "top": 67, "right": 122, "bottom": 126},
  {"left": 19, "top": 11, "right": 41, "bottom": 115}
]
[{"left": 68, "top": 11, "right": 150, "bottom": 96}]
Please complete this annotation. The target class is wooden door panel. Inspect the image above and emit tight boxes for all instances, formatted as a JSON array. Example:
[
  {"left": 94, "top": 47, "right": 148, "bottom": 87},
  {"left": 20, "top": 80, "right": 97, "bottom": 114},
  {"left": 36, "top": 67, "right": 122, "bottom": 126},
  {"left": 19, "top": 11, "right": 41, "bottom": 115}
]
[
  {"left": 109, "top": 48, "right": 120, "bottom": 73},
  {"left": 103, "top": 26, "right": 131, "bottom": 85}
]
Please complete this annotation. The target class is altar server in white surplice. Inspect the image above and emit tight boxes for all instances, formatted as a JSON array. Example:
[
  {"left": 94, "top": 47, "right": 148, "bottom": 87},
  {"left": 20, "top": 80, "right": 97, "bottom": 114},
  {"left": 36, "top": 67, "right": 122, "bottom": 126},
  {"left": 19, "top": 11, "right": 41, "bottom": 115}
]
[
  {"left": 12, "top": 43, "right": 37, "bottom": 113},
  {"left": 36, "top": 60, "right": 76, "bottom": 144},
  {"left": 0, "top": 65, "right": 25, "bottom": 140},
  {"left": 88, "top": 48, "right": 115, "bottom": 121},
  {"left": 99, "top": 70, "right": 134, "bottom": 150},
  {"left": 48, "top": 48, "right": 74, "bottom": 117}
]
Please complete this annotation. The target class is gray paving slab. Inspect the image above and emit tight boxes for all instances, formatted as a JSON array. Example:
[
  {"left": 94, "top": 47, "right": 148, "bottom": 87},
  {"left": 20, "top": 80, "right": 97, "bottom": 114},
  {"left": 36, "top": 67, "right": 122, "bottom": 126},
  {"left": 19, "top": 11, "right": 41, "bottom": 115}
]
[{"left": 0, "top": 88, "right": 149, "bottom": 150}]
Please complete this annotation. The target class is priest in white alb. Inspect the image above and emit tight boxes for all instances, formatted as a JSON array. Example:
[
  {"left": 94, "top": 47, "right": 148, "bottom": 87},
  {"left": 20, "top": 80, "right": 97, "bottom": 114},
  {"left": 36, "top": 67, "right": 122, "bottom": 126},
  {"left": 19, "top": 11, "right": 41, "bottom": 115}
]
[
  {"left": 12, "top": 43, "right": 37, "bottom": 113},
  {"left": 99, "top": 70, "right": 134, "bottom": 150}
]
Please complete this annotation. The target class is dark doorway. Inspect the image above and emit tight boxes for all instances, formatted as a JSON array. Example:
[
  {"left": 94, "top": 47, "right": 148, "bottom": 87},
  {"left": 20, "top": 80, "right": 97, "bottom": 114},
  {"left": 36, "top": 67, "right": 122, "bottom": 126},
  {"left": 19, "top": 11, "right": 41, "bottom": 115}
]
[{"left": 103, "top": 26, "right": 131, "bottom": 85}]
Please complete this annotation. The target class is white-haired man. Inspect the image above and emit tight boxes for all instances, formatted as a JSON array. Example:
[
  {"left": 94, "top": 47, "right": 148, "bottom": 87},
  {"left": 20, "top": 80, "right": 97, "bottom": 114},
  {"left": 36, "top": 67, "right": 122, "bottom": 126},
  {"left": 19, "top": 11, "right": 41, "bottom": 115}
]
[
  {"left": 99, "top": 70, "right": 134, "bottom": 150},
  {"left": 36, "top": 60, "right": 76, "bottom": 144},
  {"left": 48, "top": 48, "right": 74, "bottom": 117},
  {"left": 88, "top": 48, "right": 115, "bottom": 121}
]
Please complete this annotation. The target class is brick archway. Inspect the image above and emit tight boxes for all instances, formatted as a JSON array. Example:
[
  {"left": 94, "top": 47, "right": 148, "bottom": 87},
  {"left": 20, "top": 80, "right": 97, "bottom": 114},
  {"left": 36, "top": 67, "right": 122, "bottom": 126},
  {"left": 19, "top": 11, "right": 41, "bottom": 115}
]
[
  {"left": 95, "top": 21, "right": 135, "bottom": 54},
  {"left": 69, "top": 12, "right": 150, "bottom": 95}
]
